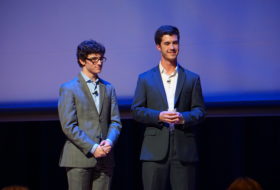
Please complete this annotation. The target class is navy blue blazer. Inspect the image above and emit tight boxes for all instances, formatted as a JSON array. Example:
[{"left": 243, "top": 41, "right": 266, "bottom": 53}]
[{"left": 131, "top": 64, "right": 206, "bottom": 162}]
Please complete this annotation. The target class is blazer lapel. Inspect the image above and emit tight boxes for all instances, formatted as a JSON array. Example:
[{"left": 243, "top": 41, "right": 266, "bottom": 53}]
[
  {"left": 152, "top": 66, "right": 168, "bottom": 109},
  {"left": 98, "top": 81, "right": 105, "bottom": 115},
  {"left": 174, "top": 65, "right": 186, "bottom": 107},
  {"left": 78, "top": 73, "right": 99, "bottom": 114}
]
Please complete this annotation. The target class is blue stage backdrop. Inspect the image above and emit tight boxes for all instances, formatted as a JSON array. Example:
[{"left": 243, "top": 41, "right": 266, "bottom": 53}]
[{"left": 0, "top": 0, "right": 280, "bottom": 108}]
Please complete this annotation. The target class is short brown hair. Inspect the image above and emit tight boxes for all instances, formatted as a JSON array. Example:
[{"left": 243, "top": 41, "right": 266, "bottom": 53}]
[{"left": 227, "top": 177, "right": 263, "bottom": 190}]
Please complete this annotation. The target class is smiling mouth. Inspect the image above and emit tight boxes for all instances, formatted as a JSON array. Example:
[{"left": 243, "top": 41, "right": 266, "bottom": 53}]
[
  {"left": 168, "top": 52, "right": 177, "bottom": 54},
  {"left": 168, "top": 50, "right": 177, "bottom": 53}
]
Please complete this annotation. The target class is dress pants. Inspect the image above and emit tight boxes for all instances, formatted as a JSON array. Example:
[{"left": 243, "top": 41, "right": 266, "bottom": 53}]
[
  {"left": 142, "top": 132, "right": 196, "bottom": 190},
  {"left": 66, "top": 157, "right": 113, "bottom": 190}
]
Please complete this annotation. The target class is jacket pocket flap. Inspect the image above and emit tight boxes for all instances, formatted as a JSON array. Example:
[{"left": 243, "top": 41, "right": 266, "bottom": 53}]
[{"left": 144, "top": 128, "right": 157, "bottom": 136}]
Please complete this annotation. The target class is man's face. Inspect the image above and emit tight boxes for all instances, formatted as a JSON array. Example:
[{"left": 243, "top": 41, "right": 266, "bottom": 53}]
[
  {"left": 80, "top": 53, "right": 104, "bottom": 76},
  {"left": 156, "top": 34, "right": 179, "bottom": 62}
]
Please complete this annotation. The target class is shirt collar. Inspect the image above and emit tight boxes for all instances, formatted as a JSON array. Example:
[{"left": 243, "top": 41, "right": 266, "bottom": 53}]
[
  {"left": 159, "top": 62, "right": 178, "bottom": 76},
  {"left": 80, "top": 71, "right": 99, "bottom": 84}
]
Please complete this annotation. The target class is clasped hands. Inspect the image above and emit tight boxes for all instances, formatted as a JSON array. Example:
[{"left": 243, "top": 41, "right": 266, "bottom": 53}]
[
  {"left": 159, "top": 110, "right": 184, "bottom": 124},
  {"left": 93, "top": 139, "right": 112, "bottom": 158}
]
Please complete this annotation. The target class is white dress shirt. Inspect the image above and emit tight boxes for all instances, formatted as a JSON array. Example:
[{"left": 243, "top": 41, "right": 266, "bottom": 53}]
[
  {"left": 159, "top": 63, "right": 178, "bottom": 111},
  {"left": 159, "top": 63, "right": 178, "bottom": 131}
]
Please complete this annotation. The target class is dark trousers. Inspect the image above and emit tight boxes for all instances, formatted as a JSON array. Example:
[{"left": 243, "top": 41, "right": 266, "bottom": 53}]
[{"left": 142, "top": 133, "right": 196, "bottom": 190}]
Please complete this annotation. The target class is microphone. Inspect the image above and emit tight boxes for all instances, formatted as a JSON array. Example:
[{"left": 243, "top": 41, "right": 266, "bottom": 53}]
[
  {"left": 167, "top": 79, "right": 171, "bottom": 83},
  {"left": 92, "top": 90, "right": 98, "bottom": 96}
]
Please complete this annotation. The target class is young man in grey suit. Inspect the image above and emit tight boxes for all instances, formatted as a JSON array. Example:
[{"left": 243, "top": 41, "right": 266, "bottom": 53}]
[
  {"left": 131, "top": 25, "right": 206, "bottom": 190},
  {"left": 58, "top": 40, "right": 122, "bottom": 190}
]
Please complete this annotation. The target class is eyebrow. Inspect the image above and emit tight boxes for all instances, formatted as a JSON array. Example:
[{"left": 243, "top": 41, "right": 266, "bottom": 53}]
[
  {"left": 88, "top": 56, "right": 102, "bottom": 59},
  {"left": 163, "top": 41, "right": 178, "bottom": 44}
]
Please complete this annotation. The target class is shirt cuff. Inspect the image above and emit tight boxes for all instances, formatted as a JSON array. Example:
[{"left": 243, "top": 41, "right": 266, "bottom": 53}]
[
  {"left": 106, "top": 139, "right": 113, "bottom": 146},
  {"left": 90, "top": 144, "right": 99, "bottom": 155},
  {"left": 179, "top": 118, "right": 185, "bottom": 124}
]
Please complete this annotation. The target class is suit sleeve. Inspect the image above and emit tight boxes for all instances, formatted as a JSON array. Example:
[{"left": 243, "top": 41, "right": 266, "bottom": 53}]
[
  {"left": 181, "top": 77, "right": 206, "bottom": 128},
  {"left": 58, "top": 85, "right": 97, "bottom": 155},
  {"left": 106, "top": 86, "right": 122, "bottom": 145},
  {"left": 131, "top": 76, "right": 161, "bottom": 125}
]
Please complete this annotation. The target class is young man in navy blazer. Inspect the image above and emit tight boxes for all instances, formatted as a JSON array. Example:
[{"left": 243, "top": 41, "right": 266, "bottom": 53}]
[{"left": 132, "top": 25, "right": 206, "bottom": 190}]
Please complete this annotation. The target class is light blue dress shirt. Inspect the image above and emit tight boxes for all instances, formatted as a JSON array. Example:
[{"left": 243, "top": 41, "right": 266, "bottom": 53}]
[
  {"left": 80, "top": 72, "right": 112, "bottom": 156},
  {"left": 81, "top": 72, "right": 100, "bottom": 113}
]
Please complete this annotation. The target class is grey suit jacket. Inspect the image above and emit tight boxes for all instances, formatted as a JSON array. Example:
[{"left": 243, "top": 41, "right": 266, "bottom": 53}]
[
  {"left": 58, "top": 73, "right": 122, "bottom": 168},
  {"left": 131, "top": 64, "right": 206, "bottom": 162}
]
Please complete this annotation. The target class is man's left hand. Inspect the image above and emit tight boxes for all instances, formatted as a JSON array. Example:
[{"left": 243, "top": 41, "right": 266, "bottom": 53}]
[
  {"left": 174, "top": 112, "right": 185, "bottom": 124},
  {"left": 100, "top": 140, "right": 112, "bottom": 154}
]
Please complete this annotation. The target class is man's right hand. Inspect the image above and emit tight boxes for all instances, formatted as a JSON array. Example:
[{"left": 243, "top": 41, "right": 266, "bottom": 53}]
[{"left": 93, "top": 145, "right": 107, "bottom": 158}]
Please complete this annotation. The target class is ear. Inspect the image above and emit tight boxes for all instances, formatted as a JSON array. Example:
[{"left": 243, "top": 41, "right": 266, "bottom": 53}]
[
  {"left": 156, "top": 44, "right": 161, "bottom": 51},
  {"left": 79, "top": 59, "right": 86, "bottom": 66}
]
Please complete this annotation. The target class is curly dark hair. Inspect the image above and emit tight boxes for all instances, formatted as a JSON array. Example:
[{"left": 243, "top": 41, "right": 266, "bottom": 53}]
[
  {"left": 76, "top": 40, "right": 105, "bottom": 67},
  {"left": 154, "top": 25, "right": 180, "bottom": 45}
]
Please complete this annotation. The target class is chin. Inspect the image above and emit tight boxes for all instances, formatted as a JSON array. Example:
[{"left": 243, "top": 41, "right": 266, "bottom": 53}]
[{"left": 168, "top": 58, "right": 177, "bottom": 62}]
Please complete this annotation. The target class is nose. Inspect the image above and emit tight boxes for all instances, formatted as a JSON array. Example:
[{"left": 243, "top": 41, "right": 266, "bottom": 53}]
[{"left": 170, "top": 43, "right": 175, "bottom": 49}]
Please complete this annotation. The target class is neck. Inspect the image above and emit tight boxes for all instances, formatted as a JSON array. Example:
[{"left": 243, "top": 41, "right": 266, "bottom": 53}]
[
  {"left": 160, "top": 59, "right": 177, "bottom": 75},
  {"left": 81, "top": 69, "right": 98, "bottom": 81}
]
